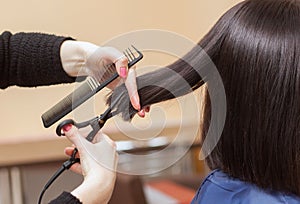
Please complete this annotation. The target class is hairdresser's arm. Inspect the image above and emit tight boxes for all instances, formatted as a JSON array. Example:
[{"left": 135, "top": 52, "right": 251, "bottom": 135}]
[
  {"left": 49, "top": 125, "right": 117, "bottom": 204},
  {"left": 0, "top": 31, "right": 143, "bottom": 113},
  {"left": 0, "top": 31, "right": 75, "bottom": 89}
]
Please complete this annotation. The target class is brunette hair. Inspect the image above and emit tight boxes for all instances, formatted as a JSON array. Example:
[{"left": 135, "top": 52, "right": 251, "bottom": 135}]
[{"left": 108, "top": 0, "right": 300, "bottom": 196}]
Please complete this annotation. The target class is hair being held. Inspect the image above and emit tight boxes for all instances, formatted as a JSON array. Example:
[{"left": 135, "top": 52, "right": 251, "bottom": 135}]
[{"left": 107, "top": 0, "right": 300, "bottom": 197}]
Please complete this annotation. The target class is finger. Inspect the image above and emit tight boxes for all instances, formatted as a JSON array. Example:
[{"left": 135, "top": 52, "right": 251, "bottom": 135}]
[
  {"left": 101, "top": 47, "right": 128, "bottom": 79},
  {"left": 137, "top": 109, "right": 145, "bottom": 118},
  {"left": 69, "top": 163, "right": 82, "bottom": 174},
  {"left": 144, "top": 106, "right": 150, "bottom": 113},
  {"left": 64, "top": 147, "right": 79, "bottom": 158},
  {"left": 115, "top": 56, "right": 128, "bottom": 79},
  {"left": 64, "top": 147, "right": 74, "bottom": 157},
  {"left": 62, "top": 125, "right": 86, "bottom": 153},
  {"left": 137, "top": 106, "right": 150, "bottom": 117},
  {"left": 124, "top": 67, "right": 140, "bottom": 111}
]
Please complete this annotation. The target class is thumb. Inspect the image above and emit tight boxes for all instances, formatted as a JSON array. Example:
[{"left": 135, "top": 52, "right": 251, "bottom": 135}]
[{"left": 62, "top": 124, "right": 85, "bottom": 152}]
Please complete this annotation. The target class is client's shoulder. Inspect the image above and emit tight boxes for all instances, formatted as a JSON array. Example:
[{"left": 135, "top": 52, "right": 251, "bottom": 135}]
[{"left": 192, "top": 169, "right": 300, "bottom": 204}]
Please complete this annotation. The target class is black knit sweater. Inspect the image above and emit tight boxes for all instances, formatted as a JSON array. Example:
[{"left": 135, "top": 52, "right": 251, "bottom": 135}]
[
  {"left": 0, "top": 31, "right": 76, "bottom": 88},
  {"left": 49, "top": 191, "right": 82, "bottom": 204},
  {"left": 0, "top": 31, "right": 82, "bottom": 203}
]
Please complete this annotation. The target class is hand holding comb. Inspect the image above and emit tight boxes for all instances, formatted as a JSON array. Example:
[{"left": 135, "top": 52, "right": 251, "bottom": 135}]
[{"left": 41, "top": 45, "right": 143, "bottom": 128}]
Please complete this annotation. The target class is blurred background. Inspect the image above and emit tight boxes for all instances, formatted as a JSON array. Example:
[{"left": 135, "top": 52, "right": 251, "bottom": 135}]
[{"left": 0, "top": 0, "right": 241, "bottom": 203}]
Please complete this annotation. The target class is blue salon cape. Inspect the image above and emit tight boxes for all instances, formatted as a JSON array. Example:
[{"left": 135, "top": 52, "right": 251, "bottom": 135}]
[{"left": 191, "top": 169, "right": 300, "bottom": 204}]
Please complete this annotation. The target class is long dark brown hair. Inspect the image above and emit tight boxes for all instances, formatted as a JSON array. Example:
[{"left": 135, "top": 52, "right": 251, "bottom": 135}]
[{"left": 108, "top": 0, "right": 300, "bottom": 196}]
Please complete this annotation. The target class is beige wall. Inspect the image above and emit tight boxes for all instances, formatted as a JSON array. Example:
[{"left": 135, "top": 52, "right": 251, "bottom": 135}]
[{"left": 0, "top": 0, "right": 242, "bottom": 141}]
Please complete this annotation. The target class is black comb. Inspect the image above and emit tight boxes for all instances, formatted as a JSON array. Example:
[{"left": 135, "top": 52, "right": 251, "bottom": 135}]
[{"left": 41, "top": 45, "right": 143, "bottom": 128}]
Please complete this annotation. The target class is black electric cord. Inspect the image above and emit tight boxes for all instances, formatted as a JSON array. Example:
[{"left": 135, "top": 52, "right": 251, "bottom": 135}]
[{"left": 38, "top": 148, "right": 80, "bottom": 204}]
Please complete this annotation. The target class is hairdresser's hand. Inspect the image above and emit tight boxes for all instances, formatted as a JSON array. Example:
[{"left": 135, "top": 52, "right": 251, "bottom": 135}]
[
  {"left": 60, "top": 40, "right": 147, "bottom": 117},
  {"left": 63, "top": 124, "right": 118, "bottom": 204}
]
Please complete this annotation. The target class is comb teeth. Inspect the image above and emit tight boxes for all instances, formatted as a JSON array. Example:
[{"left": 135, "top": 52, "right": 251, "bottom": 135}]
[
  {"left": 41, "top": 45, "right": 143, "bottom": 128},
  {"left": 87, "top": 78, "right": 100, "bottom": 90},
  {"left": 124, "top": 45, "right": 142, "bottom": 66},
  {"left": 124, "top": 49, "right": 134, "bottom": 61}
]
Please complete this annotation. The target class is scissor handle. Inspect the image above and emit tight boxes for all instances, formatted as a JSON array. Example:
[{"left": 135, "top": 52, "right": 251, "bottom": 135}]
[
  {"left": 56, "top": 116, "right": 100, "bottom": 137},
  {"left": 56, "top": 119, "right": 75, "bottom": 136}
]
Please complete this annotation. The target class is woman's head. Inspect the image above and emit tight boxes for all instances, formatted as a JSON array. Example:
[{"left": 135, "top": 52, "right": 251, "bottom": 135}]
[
  {"left": 202, "top": 0, "right": 300, "bottom": 195},
  {"left": 108, "top": 0, "right": 300, "bottom": 196}
]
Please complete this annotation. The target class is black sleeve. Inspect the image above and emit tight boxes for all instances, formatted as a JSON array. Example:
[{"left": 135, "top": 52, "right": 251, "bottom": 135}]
[
  {"left": 49, "top": 191, "right": 82, "bottom": 204},
  {"left": 0, "top": 31, "right": 76, "bottom": 89}
]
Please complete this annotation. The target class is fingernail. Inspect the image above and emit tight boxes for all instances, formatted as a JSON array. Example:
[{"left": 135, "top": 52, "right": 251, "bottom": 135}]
[
  {"left": 139, "top": 110, "right": 145, "bottom": 118},
  {"left": 120, "top": 67, "right": 127, "bottom": 78},
  {"left": 145, "top": 106, "right": 150, "bottom": 112},
  {"left": 63, "top": 124, "right": 72, "bottom": 132},
  {"left": 132, "top": 95, "right": 141, "bottom": 110}
]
